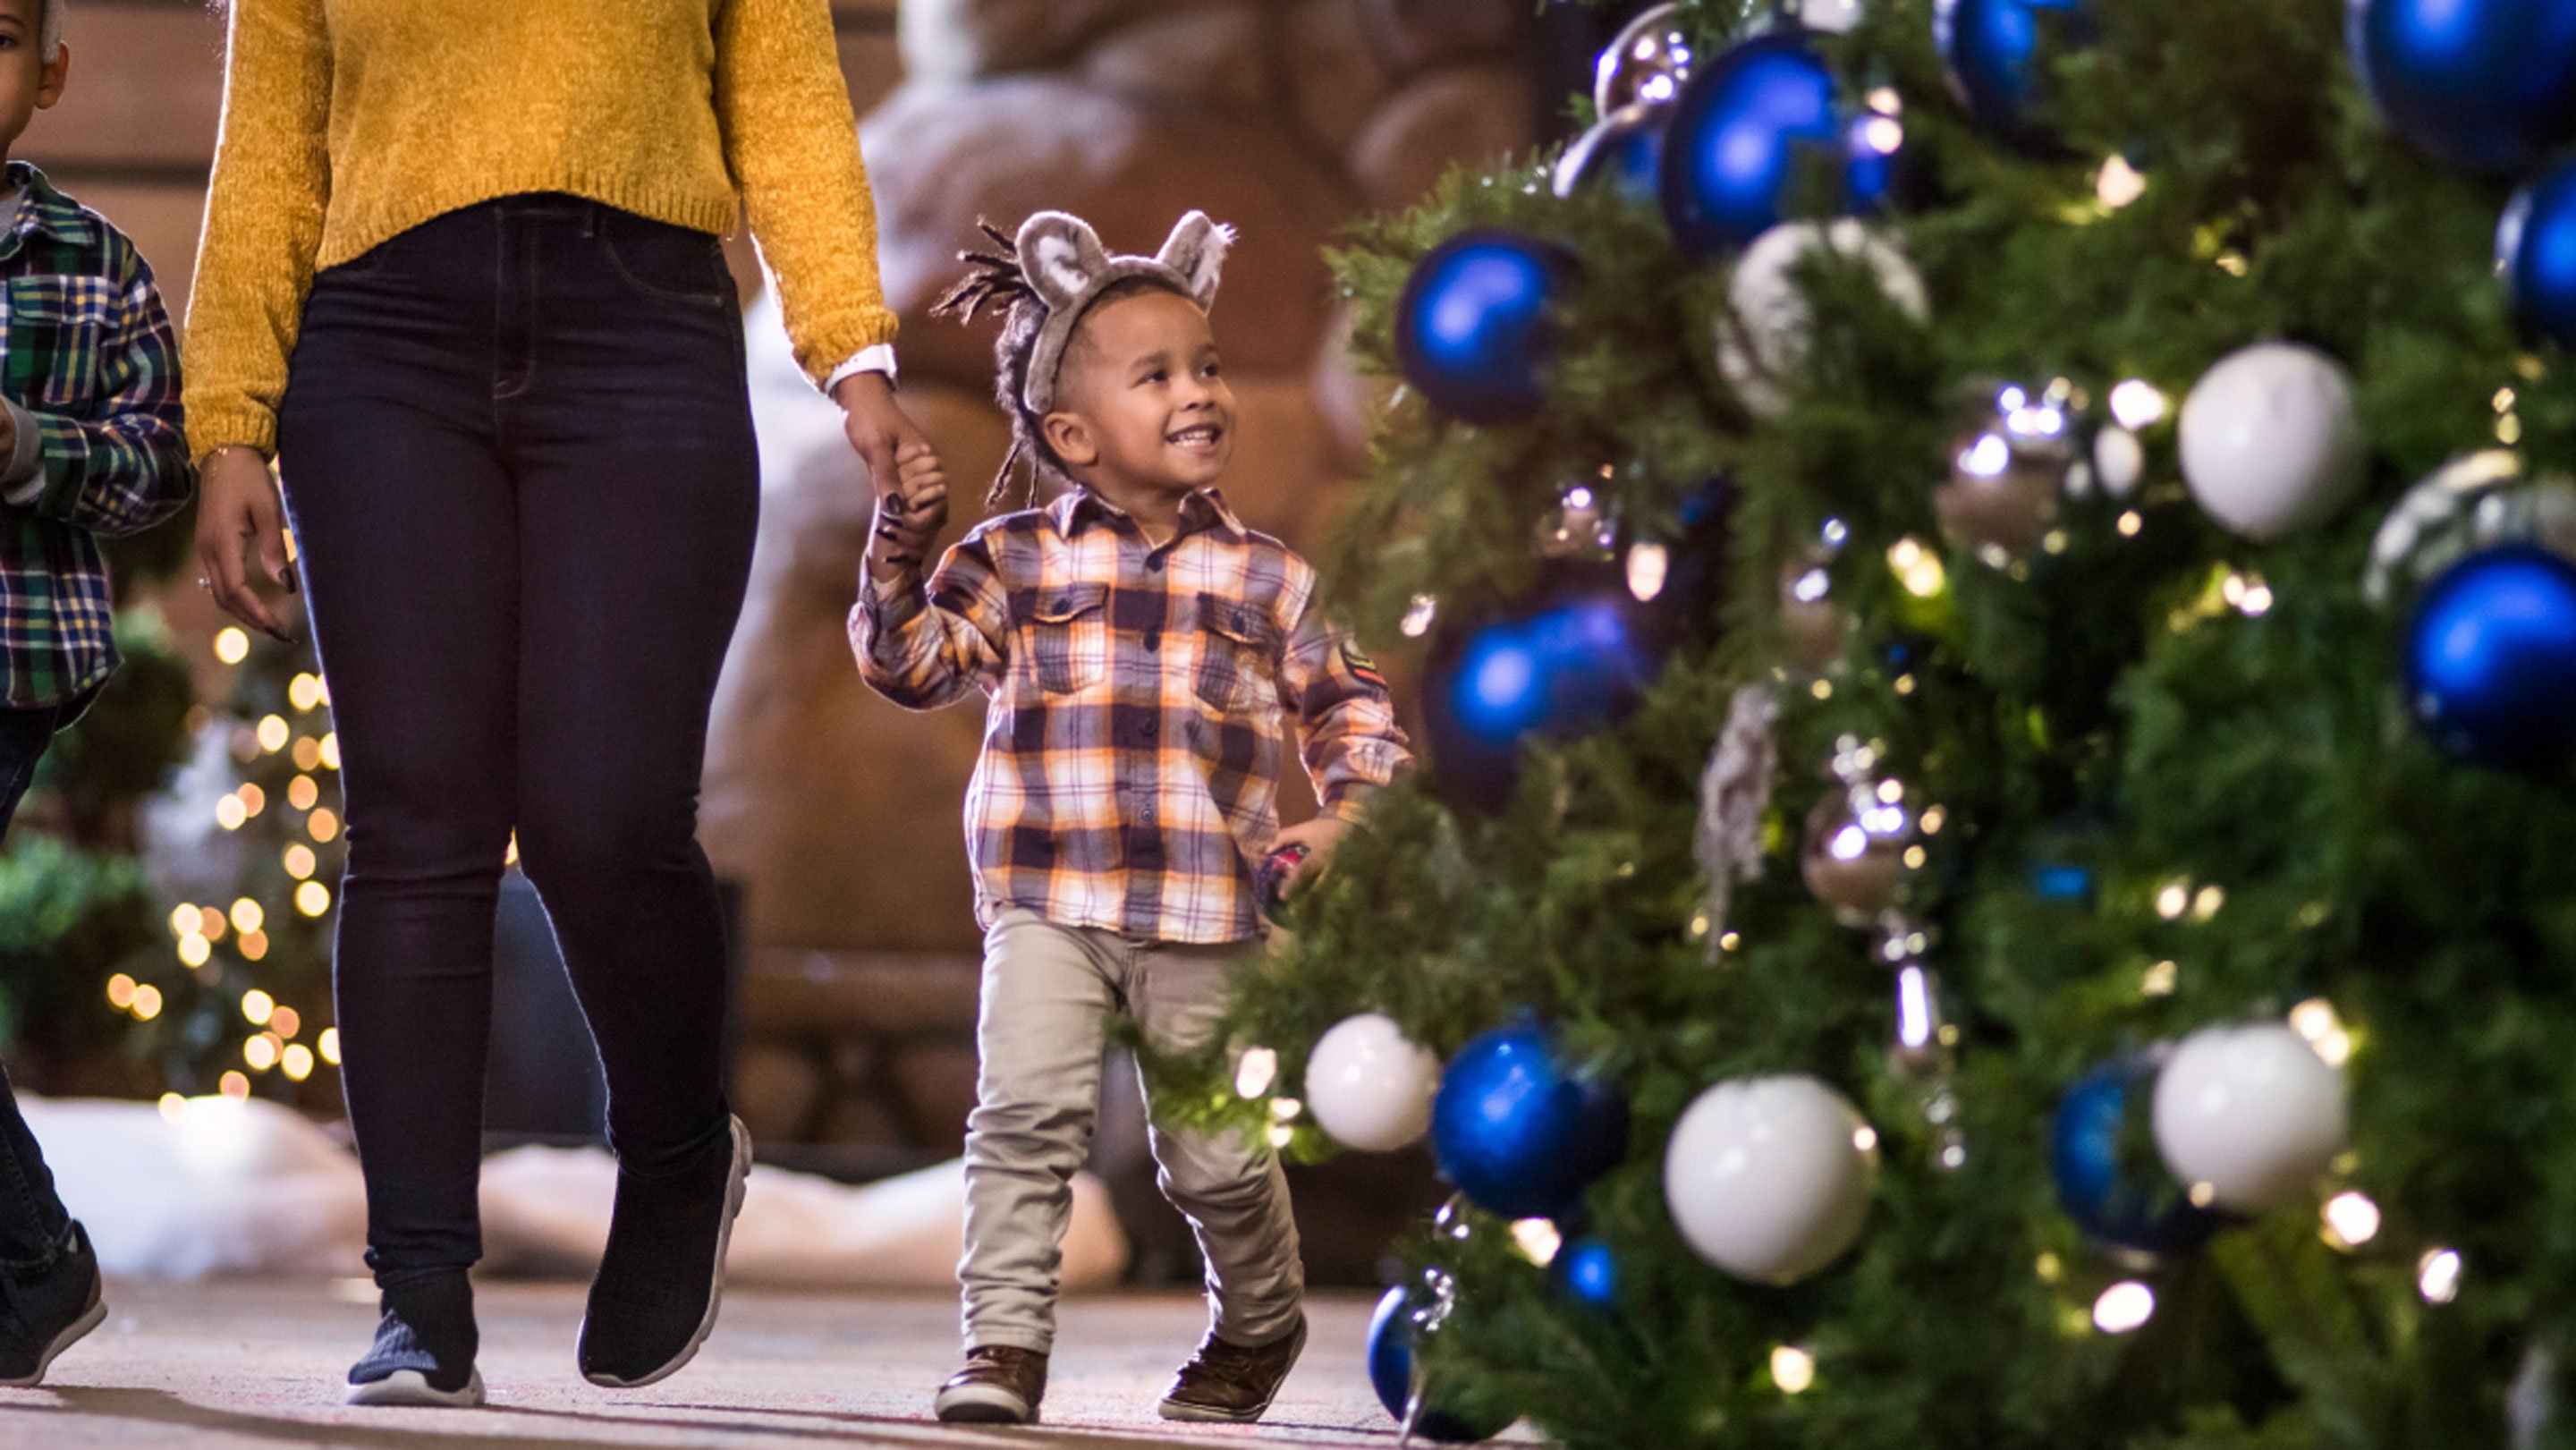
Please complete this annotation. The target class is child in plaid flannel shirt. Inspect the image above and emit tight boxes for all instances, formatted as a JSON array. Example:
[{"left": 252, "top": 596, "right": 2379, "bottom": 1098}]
[
  {"left": 852, "top": 210, "right": 1411, "bottom": 1428},
  {"left": 0, "top": 0, "right": 193, "bottom": 1387}
]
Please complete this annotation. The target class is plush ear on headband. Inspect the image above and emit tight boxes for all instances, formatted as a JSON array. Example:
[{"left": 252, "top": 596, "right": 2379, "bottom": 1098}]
[
  {"left": 1155, "top": 211, "right": 1233, "bottom": 310},
  {"left": 1016, "top": 212, "right": 1113, "bottom": 311},
  {"left": 1012, "top": 209, "right": 1239, "bottom": 419}
]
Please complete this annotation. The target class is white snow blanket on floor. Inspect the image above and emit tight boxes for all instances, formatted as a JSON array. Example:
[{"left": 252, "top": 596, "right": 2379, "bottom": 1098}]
[{"left": 23, "top": 1097, "right": 1130, "bottom": 1288}]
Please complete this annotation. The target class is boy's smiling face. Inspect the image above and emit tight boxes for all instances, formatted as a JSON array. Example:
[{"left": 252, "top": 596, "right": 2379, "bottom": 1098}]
[
  {"left": 0, "top": 0, "right": 64, "bottom": 159},
  {"left": 1041, "top": 286, "right": 1237, "bottom": 518}
]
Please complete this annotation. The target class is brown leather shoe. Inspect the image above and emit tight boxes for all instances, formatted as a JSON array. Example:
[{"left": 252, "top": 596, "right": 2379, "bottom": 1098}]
[
  {"left": 1157, "top": 1313, "right": 1307, "bottom": 1423},
  {"left": 935, "top": 1344, "right": 1048, "bottom": 1425}
]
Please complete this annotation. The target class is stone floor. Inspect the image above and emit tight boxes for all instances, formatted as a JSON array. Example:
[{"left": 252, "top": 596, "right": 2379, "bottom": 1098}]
[{"left": 0, "top": 1280, "right": 1492, "bottom": 1448}]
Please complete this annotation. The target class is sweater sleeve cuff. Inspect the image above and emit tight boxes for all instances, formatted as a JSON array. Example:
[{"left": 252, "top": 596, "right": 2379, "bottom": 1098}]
[
  {"left": 825, "top": 345, "right": 899, "bottom": 394},
  {"left": 0, "top": 398, "right": 44, "bottom": 505},
  {"left": 184, "top": 404, "right": 278, "bottom": 465}
]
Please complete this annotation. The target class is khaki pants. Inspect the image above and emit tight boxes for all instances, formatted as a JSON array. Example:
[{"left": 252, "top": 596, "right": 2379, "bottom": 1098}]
[{"left": 958, "top": 908, "right": 1303, "bottom": 1353}]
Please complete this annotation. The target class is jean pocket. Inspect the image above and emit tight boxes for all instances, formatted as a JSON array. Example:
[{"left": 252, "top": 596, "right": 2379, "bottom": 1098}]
[
  {"left": 597, "top": 209, "right": 731, "bottom": 310},
  {"left": 1024, "top": 582, "right": 1110, "bottom": 695}
]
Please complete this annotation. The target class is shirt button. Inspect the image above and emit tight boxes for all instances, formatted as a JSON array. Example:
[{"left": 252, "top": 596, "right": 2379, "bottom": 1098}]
[
  {"left": 1143, "top": 632, "right": 1160, "bottom": 652},
  {"left": 1052, "top": 597, "right": 1071, "bottom": 613},
  {"left": 1147, "top": 555, "right": 1166, "bottom": 573},
  {"left": 1140, "top": 718, "right": 1158, "bottom": 740}
]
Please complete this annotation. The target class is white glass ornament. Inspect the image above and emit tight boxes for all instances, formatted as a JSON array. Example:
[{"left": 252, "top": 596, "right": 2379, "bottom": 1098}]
[
  {"left": 1717, "top": 221, "right": 1928, "bottom": 419},
  {"left": 2178, "top": 342, "right": 2366, "bottom": 539},
  {"left": 1791, "top": 0, "right": 1865, "bottom": 33},
  {"left": 1304, "top": 1013, "right": 1440, "bottom": 1151},
  {"left": 1746, "top": 0, "right": 1866, "bottom": 37},
  {"left": 2150, "top": 1022, "right": 2348, "bottom": 1213},
  {"left": 1664, "top": 1074, "right": 1878, "bottom": 1285}
]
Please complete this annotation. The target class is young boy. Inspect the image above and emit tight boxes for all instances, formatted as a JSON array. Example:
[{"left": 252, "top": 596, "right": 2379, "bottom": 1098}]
[
  {"left": 0, "top": 0, "right": 193, "bottom": 1387},
  {"left": 852, "top": 210, "right": 1411, "bottom": 1428}
]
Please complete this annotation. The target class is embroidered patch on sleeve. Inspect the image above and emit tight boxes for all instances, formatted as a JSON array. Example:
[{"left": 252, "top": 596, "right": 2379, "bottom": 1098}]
[{"left": 1341, "top": 641, "right": 1387, "bottom": 690}]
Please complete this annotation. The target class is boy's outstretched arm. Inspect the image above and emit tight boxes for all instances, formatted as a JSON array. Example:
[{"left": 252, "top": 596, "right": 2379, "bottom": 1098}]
[
  {"left": 0, "top": 245, "right": 191, "bottom": 538},
  {"left": 1273, "top": 592, "right": 1414, "bottom": 870},
  {"left": 849, "top": 454, "right": 1008, "bottom": 708}
]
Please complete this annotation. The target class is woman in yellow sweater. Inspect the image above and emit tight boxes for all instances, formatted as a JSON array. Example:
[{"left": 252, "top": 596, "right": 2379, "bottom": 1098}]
[{"left": 182, "top": 0, "right": 941, "bottom": 1408}]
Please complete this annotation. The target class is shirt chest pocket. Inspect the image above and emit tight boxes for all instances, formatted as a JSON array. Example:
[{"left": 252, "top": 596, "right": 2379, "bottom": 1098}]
[
  {"left": 1024, "top": 582, "right": 1110, "bottom": 695},
  {"left": 4, "top": 276, "right": 114, "bottom": 409},
  {"left": 1193, "top": 594, "right": 1279, "bottom": 712}
]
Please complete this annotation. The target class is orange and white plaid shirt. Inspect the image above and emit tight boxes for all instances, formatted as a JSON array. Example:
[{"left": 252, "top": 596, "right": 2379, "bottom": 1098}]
[{"left": 851, "top": 486, "right": 1413, "bottom": 944}]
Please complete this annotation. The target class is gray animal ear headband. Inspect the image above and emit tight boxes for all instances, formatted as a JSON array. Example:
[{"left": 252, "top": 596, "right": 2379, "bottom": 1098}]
[{"left": 1014, "top": 209, "right": 1233, "bottom": 415}]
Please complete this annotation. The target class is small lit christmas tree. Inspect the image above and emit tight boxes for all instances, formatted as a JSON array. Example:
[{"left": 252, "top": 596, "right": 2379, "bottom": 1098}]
[{"left": 129, "top": 621, "right": 347, "bottom": 1106}]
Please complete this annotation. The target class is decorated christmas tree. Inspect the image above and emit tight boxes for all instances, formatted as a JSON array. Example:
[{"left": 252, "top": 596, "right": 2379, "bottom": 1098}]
[{"left": 1148, "top": 0, "right": 2576, "bottom": 1445}]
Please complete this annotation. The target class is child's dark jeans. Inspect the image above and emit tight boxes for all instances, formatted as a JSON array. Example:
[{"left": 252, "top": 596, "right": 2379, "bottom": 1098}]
[{"left": 0, "top": 692, "right": 92, "bottom": 1269}]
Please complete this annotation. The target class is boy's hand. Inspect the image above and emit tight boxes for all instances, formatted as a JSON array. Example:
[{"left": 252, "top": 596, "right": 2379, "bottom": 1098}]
[
  {"left": 1267, "top": 817, "right": 1351, "bottom": 888},
  {"left": 869, "top": 445, "right": 948, "bottom": 583},
  {"left": 194, "top": 446, "right": 296, "bottom": 641}
]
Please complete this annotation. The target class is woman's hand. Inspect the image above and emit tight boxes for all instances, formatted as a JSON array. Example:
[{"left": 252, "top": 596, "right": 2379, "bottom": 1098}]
[
  {"left": 833, "top": 370, "right": 936, "bottom": 495},
  {"left": 194, "top": 445, "right": 296, "bottom": 640}
]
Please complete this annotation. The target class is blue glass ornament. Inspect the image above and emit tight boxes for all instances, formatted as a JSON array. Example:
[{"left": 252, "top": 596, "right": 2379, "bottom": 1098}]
[
  {"left": 1553, "top": 103, "right": 1669, "bottom": 206},
  {"left": 2500, "top": 160, "right": 2576, "bottom": 350},
  {"left": 2348, "top": 0, "right": 2576, "bottom": 174},
  {"left": 1932, "top": 0, "right": 2097, "bottom": 152},
  {"left": 1658, "top": 33, "right": 1888, "bottom": 257},
  {"left": 1394, "top": 231, "right": 1569, "bottom": 426},
  {"left": 2030, "top": 863, "right": 2095, "bottom": 903},
  {"left": 2026, "top": 815, "right": 2104, "bottom": 906},
  {"left": 1553, "top": 1236, "right": 1621, "bottom": 1308},
  {"left": 1366, "top": 1285, "right": 1514, "bottom": 1443},
  {"left": 2405, "top": 544, "right": 2576, "bottom": 773},
  {"left": 2051, "top": 1056, "right": 2219, "bottom": 1253},
  {"left": 1423, "top": 559, "right": 1673, "bottom": 812},
  {"left": 1430, "top": 1022, "right": 1630, "bottom": 1219}
]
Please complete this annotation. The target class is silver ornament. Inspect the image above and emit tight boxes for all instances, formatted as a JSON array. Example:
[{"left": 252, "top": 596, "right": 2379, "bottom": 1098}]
[
  {"left": 1883, "top": 922, "right": 1969, "bottom": 1169},
  {"left": 1780, "top": 553, "right": 1846, "bottom": 671},
  {"left": 1800, "top": 741, "right": 1921, "bottom": 928},
  {"left": 2364, "top": 450, "right": 2576, "bottom": 605},
  {"left": 1552, "top": 102, "right": 1666, "bottom": 202},
  {"left": 1536, "top": 479, "right": 1617, "bottom": 561},
  {"left": 1934, "top": 381, "right": 2079, "bottom": 562},
  {"left": 1432, "top": 1191, "right": 1475, "bottom": 1242},
  {"left": 1594, "top": 3, "right": 1693, "bottom": 114},
  {"left": 1697, "top": 686, "right": 1781, "bottom": 955}
]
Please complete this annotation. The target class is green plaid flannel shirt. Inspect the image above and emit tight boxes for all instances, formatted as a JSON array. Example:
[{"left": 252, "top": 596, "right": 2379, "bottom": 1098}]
[{"left": 0, "top": 162, "right": 191, "bottom": 708}]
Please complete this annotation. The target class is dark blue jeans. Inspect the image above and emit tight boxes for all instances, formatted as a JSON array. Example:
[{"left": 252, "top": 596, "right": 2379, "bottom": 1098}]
[
  {"left": 275, "top": 196, "right": 758, "bottom": 1283},
  {"left": 0, "top": 691, "right": 89, "bottom": 1268}
]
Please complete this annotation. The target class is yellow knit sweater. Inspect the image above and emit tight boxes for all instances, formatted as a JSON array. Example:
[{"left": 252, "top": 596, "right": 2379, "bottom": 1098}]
[{"left": 183, "top": 0, "right": 898, "bottom": 460}]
